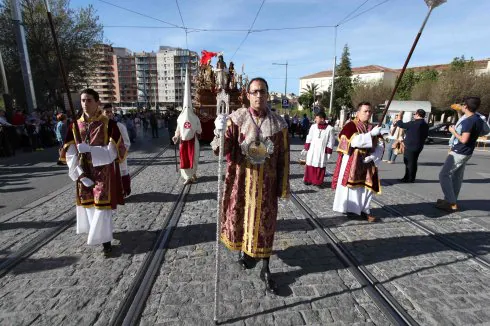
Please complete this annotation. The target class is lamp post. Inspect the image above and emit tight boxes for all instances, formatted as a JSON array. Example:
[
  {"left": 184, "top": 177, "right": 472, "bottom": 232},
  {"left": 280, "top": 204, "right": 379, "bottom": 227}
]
[
  {"left": 328, "top": 26, "right": 337, "bottom": 117},
  {"left": 378, "top": 0, "right": 447, "bottom": 125},
  {"left": 272, "top": 61, "right": 288, "bottom": 114}
]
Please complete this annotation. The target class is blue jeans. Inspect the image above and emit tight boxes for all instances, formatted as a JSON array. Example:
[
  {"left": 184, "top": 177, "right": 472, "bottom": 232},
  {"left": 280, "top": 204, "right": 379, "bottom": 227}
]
[
  {"left": 439, "top": 151, "right": 471, "bottom": 204},
  {"left": 385, "top": 139, "right": 398, "bottom": 162}
]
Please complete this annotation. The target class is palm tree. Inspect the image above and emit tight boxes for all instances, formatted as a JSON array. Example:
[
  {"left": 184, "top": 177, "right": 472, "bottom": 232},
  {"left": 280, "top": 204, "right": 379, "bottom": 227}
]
[{"left": 302, "top": 83, "right": 320, "bottom": 101}]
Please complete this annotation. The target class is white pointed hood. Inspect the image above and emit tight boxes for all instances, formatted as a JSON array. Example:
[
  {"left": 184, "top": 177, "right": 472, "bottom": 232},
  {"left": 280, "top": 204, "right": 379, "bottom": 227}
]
[{"left": 177, "top": 67, "right": 201, "bottom": 141}]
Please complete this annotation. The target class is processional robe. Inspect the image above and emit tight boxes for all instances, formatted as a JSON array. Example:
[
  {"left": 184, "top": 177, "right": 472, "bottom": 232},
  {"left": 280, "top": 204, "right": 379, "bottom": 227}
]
[
  {"left": 60, "top": 111, "right": 126, "bottom": 245},
  {"left": 303, "top": 123, "right": 334, "bottom": 185},
  {"left": 331, "top": 119, "right": 384, "bottom": 215},
  {"left": 213, "top": 107, "right": 290, "bottom": 258},
  {"left": 175, "top": 110, "right": 202, "bottom": 181}
]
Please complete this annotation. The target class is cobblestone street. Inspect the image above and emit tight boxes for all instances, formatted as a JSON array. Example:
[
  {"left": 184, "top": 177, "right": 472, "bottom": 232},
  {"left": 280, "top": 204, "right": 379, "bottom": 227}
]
[{"left": 0, "top": 139, "right": 489, "bottom": 325}]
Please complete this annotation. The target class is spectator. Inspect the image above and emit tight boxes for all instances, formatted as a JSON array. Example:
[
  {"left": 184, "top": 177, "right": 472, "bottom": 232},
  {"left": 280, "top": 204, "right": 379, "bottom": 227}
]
[
  {"left": 436, "top": 96, "right": 485, "bottom": 212},
  {"left": 383, "top": 112, "right": 405, "bottom": 164},
  {"left": 301, "top": 113, "right": 310, "bottom": 140},
  {"left": 0, "top": 108, "right": 12, "bottom": 126},
  {"left": 394, "top": 109, "right": 429, "bottom": 183},
  {"left": 55, "top": 113, "right": 67, "bottom": 165},
  {"left": 150, "top": 111, "right": 159, "bottom": 138}
]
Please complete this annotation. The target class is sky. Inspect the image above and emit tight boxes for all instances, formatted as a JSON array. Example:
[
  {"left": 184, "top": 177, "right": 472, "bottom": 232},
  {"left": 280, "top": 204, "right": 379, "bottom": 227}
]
[{"left": 70, "top": 0, "right": 490, "bottom": 94}]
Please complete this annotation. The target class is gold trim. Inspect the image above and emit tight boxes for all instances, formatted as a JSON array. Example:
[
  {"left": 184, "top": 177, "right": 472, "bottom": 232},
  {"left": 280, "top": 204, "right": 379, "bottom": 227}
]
[
  {"left": 247, "top": 165, "right": 258, "bottom": 253},
  {"left": 253, "top": 165, "right": 264, "bottom": 253},
  {"left": 220, "top": 234, "right": 242, "bottom": 251},
  {"left": 243, "top": 161, "right": 251, "bottom": 253}
]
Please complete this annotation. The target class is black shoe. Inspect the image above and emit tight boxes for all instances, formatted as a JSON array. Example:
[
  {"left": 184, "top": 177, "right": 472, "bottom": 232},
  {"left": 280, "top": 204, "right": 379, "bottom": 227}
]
[
  {"left": 102, "top": 242, "right": 112, "bottom": 256},
  {"left": 399, "top": 178, "right": 409, "bottom": 183},
  {"left": 303, "top": 181, "right": 311, "bottom": 186},
  {"left": 237, "top": 251, "right": 258, "bottom": 270},
  {"left": 260, "top": 270, "right": 278, "bottom": 295}
]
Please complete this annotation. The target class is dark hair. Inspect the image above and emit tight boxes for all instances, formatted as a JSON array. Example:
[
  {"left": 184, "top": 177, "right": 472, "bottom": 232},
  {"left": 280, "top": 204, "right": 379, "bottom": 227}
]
[
  {"left": 247, "top": 77, "right": 269, "bottom": 93},
  {"left": 462, "top": 96, "right": 480, "bottom": 112},
  {"left": 81, "top": 88, "right": 100, "bottom": 102},
  {"left": 103, "top": 103, "right": 113, "bottom": 110},
  {"left": 357, "top": 101, "right": 372, "bottom": 110},
  {"left": 415, "top": 109, "right": 426, "bottom": 118},
  {"left": 315, "top": 111, "right": 326, "bottom": 119}
]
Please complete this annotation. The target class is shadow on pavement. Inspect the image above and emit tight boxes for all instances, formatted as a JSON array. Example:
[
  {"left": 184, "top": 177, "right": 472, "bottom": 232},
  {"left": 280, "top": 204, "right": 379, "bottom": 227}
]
[
  {"left": 4, "top": 256, "right": 80, "bottom": 275},
  {"left": 0, "top": 220, "right": 62, "bottom": 230}
]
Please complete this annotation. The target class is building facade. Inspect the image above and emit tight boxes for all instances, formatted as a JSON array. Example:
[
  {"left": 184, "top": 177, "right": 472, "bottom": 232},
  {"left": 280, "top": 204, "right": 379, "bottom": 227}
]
[
  {"left": 156, "top": 46, "right": 198, "bottom": 108},
  {"left": 114, "top": 47, "right": 137, "bottom": 107},
  {"left": 88, "top": 44, "right": 119, "bottom": 103},
  {"left": 134, "top": 51, "right": 158, "bottom": 108}
]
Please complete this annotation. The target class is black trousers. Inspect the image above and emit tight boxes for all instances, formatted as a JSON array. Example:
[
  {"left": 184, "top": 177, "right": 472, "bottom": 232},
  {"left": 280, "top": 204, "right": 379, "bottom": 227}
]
[{"left": 403, "top": 149, "right": 422, "bottom": 182}]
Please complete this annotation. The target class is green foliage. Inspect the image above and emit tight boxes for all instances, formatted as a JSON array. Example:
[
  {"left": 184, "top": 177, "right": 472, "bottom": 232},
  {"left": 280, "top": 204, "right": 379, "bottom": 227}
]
[
  {"left": 0, "top": 0, "right": 103, "bottom": 110},
  {"left": 298, "top": 92, "right": 314, "bottom": 110},
  {"left": 330, "top": 44, "right": 353, "bottom": 116}
]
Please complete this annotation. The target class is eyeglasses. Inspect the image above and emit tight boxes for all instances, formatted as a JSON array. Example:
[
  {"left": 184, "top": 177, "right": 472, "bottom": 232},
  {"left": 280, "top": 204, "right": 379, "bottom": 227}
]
[{"left": 248, "top": 89, "right": 268, "bottom": 96}]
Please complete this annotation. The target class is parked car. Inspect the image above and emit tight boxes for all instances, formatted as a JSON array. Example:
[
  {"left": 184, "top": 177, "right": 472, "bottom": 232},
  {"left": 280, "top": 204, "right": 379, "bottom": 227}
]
[{"left": 426, "top": 123, "right": 452, "bottom": 144}]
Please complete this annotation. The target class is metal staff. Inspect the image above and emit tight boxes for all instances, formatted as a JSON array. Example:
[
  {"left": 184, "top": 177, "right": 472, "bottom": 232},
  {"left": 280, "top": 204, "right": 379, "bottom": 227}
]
[
  {"left": 214, "top": 94, "right": 229, "bottom": 324},
  {"left": 378, "top": 0, "right": 447, "bottom": 126},
  {"left": 43, "top": 0, "right": 82, "bottom": 144},
  {"left": 174, "top": 141, "right": 178, "bottom": 172}
]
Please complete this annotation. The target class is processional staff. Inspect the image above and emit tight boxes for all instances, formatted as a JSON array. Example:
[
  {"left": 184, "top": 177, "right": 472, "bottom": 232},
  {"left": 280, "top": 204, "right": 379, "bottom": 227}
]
[{"left": 378, "top": 0, "right": 447, "bottom": 126}]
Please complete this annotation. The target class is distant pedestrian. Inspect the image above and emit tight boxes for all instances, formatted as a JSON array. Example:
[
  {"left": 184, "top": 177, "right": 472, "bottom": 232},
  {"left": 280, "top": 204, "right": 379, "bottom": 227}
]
[
  {"left": 150, "top": 112, "right": 159, "bottom": 138},
  {"left": 301, "top": 113, "right": 310, "bottom": 140},
  {"left": 55, "top": 113, "right": 67, "bottom": 165},
  {"left": 436, "top": 96, "right": 486, "bottom": 212},
  {"left": 394, "top": 109, "right": 429, "bottom": 183},
  {"left": 383, "top": 112, "right": 405, "bottom": 164}
]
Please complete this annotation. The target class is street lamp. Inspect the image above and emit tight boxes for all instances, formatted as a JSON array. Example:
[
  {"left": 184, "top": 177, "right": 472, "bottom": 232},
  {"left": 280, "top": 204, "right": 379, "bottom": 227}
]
[
  {"left": 272, "top": 61, "right": 288, "bottom": 113},
  {"left": 378, "top": 0, "right": 447, "bottom": 125}
]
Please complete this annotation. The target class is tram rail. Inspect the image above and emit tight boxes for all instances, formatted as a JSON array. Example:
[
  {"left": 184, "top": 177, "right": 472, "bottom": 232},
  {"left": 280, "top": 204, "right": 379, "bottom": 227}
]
[
  {"left": 0, "top": 145, "right": 170, "bottom": 279},
  {"left": 109, "top": 183, "right": 191, "bottom": 326},
  {"left": 290, "top": 191, "right": 418, "bottom": 326}
]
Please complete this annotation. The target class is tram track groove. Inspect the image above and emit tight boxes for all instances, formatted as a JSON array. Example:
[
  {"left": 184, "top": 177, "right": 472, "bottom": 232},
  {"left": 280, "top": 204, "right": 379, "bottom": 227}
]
[
  {"left": 0, "top": 145, "right": 170, "bottom": 279},
  {"left": 109, "top": 182, "right": 191, "bottom": 326},
  {"left": 372, "top": 196, "right": 490, "bottom": 269},
  {"left": 290, "top": 191, "right": 418, "bottom": 326}
]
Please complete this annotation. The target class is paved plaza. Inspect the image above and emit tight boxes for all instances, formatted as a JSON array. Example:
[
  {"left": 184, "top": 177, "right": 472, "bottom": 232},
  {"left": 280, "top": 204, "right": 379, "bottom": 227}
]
[{"left": 0, "top": 135, "right": 489, "bottom": 325}]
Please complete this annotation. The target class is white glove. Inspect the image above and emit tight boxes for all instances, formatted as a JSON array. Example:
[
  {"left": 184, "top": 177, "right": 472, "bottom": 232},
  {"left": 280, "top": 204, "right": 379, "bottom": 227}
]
[
  {"left": 80, "top": 177, "right": 95, "bottom": 188},
  {"left": 172, "top": 136, "right": 179, "bottom": 144},
  {"left": 214, "top": 114, "right": 228, "bottom": 131},
  {"left": 77, "top": 143, "right": 92, "bottom": 153},
  {"left": 370, "top": 126, "right": 381, "bottom": 137},
  {"left": 326, "top": 154, "right": 331, "bottom": 161},
  {"left": 363, "top": 155, "right": 375, "bottom": 163},
  {"left": 301, "top": 149, "right": 308, "bottom": 156}
]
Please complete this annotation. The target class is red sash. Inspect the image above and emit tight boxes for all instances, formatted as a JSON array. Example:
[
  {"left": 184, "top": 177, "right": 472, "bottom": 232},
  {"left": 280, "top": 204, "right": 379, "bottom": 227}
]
[{"left": 180, "top": 137, "right": 195, "bottom": 169}]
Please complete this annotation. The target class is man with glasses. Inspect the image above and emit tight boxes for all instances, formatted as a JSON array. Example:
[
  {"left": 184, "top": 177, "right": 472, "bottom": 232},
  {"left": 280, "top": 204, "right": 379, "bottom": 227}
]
[
  {"left": 212, "top": 77, "right": 290, "bottom": 294},
  {"left": 436, "top": 96, "right": 486, "bottom": 212}
]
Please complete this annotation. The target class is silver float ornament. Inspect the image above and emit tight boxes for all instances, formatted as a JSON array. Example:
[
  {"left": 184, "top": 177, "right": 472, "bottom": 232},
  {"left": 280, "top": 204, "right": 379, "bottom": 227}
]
[
  {"left": 241, "top": 137, "right": 274, "bottom": 165},
  {"left": 424, "top": 0, "right": 447, "bottom": 8}
]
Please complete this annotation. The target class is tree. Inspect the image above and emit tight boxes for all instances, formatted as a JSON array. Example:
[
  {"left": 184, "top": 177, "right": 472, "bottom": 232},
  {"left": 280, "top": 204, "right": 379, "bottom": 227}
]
[
  {"left": 331, "top": 44, "right": 353, "bottom": 116},
  {"left": 0, "top": 0, "right": 103, "bottom": 110},
  {"left": 351, "top": 81, "right": 392, "bottom": 109},
  {"left": 298, "top": 82, "right": 319, "bottom": 110}
]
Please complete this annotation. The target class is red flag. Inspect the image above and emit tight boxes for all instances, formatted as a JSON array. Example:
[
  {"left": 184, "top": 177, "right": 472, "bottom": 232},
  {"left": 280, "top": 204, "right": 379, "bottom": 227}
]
[{"left": 200, "top": 50, "right": 219, "bottom": 65}]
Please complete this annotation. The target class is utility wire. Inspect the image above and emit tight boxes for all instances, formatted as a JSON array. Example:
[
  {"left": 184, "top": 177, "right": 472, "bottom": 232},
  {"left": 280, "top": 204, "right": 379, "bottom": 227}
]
[
  {"left": 337, "top": 0, "right": 370, "bottom": 26},
  {"left": 230, "top": 0, "right": 266, "bottom": 60},
  {"left": 339, "top": 0, "right": 393, "bottom": 26},
  {"left": 98, "top": 0, "right": 181, "bottom": 28},
  {"left": 175, "top": 0, "right": 189, "bottom": 51}
]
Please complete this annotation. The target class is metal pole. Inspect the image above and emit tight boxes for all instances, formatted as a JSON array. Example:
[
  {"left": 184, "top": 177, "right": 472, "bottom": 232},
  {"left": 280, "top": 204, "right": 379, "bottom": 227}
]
[
  {"left": 378, "top": 6, "right": 435, "bottom": 126},
  {"left": 284, "top": 60, "right": 288, "bottom": 98},
  {"left": 10, "top": 0, "right": 37, "bottom": 113},
  {"left": 328, "top": 26, "right": 337, "bottom": 117}
]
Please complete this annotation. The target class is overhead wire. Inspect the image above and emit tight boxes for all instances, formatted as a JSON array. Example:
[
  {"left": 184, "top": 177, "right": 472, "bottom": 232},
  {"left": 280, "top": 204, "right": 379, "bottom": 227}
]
[
  {"left": 98, "top": 0, "right": 181, "bottom": 28},
  {"left": 337, "top": 0, "right": 370, "bottom": 26},
  {"left": 175, "top": 0, "right": 189, "bottom": 51},
  {"left": 339, "top": 0, "right": 394, "bottom": 26},
  {"left": 230, "top": 0, "right": 266, "bottom": 60}
]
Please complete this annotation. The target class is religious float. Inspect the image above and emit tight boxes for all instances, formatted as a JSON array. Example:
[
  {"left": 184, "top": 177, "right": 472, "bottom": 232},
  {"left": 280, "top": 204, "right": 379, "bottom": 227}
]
[{"left": 193, "top": 50, "right": 249, "bottom": 142}]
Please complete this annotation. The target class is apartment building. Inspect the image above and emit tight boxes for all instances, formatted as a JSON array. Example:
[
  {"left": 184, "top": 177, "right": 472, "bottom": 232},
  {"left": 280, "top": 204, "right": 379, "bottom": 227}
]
[
  {"left": 88, "top": 44, "right": 119, "bottom": 103},
  {"left": 135, "top": 51, "right": 158, "bottom": 107},
  {"left": 114, "top": 47, "right": 137, "bottom": 107},
  {"left": 156, "top": 46, "right": 198, "bottom": 108}
]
